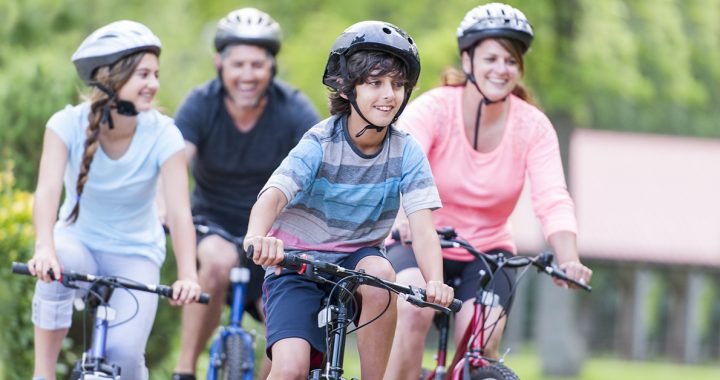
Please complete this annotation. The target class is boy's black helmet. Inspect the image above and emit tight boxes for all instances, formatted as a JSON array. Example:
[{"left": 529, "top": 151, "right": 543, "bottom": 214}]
[{"left": 322, "top": 21, "right": 421, "bottom": 90}]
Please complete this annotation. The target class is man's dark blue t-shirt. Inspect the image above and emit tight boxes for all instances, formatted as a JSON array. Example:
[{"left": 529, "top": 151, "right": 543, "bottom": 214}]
[{"left": 175, "top": 78, "right": 320, "bottom": 236}]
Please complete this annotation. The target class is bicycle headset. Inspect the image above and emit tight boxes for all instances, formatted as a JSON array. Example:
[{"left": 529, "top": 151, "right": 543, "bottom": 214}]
[
  {"left": 322, "top": 20, "right": 421, "bottom": 138},
  {"left": 71, "top": 20, "right": 162, "bottom": 129}
]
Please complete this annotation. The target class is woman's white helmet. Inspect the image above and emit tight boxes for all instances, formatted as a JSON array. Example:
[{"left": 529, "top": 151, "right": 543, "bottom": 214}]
[
  {"left": 457, "top": 2, "right": 534, "bottom": 53},
  {"left": 71, "top": 20, "right": 161, "bottom": 85}
]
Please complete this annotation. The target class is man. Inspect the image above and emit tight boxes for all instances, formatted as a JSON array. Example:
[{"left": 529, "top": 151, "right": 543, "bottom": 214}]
[{"left": 169, "top": 8, "right": 320, "bottom": 380}]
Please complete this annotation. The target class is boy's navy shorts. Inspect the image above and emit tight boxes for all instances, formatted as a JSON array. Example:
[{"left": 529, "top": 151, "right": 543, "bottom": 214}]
[{"left": 262, "top": 247, "right": 386, "bottom": 359}]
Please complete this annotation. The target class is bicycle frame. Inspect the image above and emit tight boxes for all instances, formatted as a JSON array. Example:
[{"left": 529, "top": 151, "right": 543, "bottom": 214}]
[
  {"left": 194, "top": 218, "right": 255, "bottom": 380},
  {"left": 72, "top": 282, "right": 122, "bottom": 379},
  {"left": 11, "top": 262, "right": 209, "bottom": 380},
  {"left": 206, "top": 265, "right": 255, "bottom": 380},
  {"left": 416, "top": 228, "right": 591, "bottom": 380},
  {"left": 245, "top": 247, "right": 462, "bottom": 380}
]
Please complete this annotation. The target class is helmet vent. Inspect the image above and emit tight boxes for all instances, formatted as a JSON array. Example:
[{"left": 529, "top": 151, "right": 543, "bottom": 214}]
[
  {"left": 382, "top": 27, "right": 392, "bottom": 34},
  {"left": 407, "top": 37, "right": 414, "bottom": 44}
]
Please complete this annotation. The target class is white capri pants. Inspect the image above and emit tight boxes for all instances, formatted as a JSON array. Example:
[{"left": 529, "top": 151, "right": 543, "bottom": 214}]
[{"left": 32, "top": 231, "right": 161, "bottom": 380}]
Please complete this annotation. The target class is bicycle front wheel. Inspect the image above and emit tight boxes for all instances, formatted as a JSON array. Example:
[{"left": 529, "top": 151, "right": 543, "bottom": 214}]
[
  {"left": 470, "top": 364, "right": 519, "bottom": 380},
  {"left": 221, "top": 334, "right": 252, "bottom": 380}
]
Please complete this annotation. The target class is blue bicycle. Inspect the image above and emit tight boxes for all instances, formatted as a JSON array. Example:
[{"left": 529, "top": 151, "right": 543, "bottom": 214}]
[
  {"left": 11, "top": 262, "right": 209, "bottom": 379},
  {"left": 193, "top": 217, "right": 256, "bottom": 380}
]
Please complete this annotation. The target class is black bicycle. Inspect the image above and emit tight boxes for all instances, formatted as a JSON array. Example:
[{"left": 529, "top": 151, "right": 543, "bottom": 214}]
[
  {"left": 246, "top": 246, "right": 463, "bottom": 380},
  {"left": 12, "top": 262, "right": 209, "bottom": 379}
]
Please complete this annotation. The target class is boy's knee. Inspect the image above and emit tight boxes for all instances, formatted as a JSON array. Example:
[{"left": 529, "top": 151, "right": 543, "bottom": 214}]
[
  {"left": 270, "top": 360, "right": 308, "bottom": 380},
  {"left": 358, "top": 257, "right": 395, "bottom": 282}
]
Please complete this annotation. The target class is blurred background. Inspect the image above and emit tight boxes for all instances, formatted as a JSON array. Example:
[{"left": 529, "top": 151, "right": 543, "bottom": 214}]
[{"left": 1, "top": 0, "right": 719, "bottom": 378}]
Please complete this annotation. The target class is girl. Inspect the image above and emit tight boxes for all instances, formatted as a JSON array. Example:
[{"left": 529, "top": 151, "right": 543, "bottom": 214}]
[{"left": 27, "top": 20, "right": 201, "bottom": 380}]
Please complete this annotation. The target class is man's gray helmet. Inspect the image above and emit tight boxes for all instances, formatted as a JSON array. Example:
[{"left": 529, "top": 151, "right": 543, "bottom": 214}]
[
  {"left": 71, "top": 20, "right": 161, "bottom": 85},
  {"left": 214, "top": 8, "right": 282, "bottom": 55},
  {"left": 457, "top": 2, "right": 534, "bottom": 53}
]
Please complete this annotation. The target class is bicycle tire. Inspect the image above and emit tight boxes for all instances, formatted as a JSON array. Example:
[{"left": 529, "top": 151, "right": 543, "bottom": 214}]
[
  {"left": 470, "top": 364, "right": 519, "bottom": 380},
  {"left": 221, "top": 334, "right": 251, "bottom": 380}
]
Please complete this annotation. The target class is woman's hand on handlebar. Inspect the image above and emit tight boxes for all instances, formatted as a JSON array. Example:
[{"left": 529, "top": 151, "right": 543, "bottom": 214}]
[
  {"left": 556, "top": 260, "right": 593, "bottom": 290},
  {"left": 391, "top": 217, "right": 412, "bottom": 246},
  {"left": 170, "top": 278, "right": 202, "bottom": 306},
  {"left": 244, "top": 236, "right": 285, "bottom": 268},
  {"left": 424, "top": 280, "right": 455, "bottom": 308}
]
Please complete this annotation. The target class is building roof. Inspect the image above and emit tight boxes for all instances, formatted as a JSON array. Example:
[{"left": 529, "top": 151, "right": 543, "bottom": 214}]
[{"left": 510, "top": 128, "right": 720, "bottom": 268}]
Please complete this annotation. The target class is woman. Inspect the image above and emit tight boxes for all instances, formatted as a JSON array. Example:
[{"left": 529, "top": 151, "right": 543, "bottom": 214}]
[
  {"left": 384, "top": 3, "right": 593, "bottom": 379},
  {"left": 27, "top": 20, "right": 201, "bottom": 380}
]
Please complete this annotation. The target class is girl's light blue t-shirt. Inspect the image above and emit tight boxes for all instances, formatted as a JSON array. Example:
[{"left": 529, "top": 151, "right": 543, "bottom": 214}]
[{"left": 48, "top": 103, "right": 184, "bottom": 266}]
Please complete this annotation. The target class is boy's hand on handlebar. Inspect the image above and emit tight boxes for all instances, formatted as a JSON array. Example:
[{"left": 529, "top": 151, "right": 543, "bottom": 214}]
[
  {"left": 556, "top": 261, "right": 593, "bottom": 290},
  {"left": 244, "top": 236, "right": 284, "bottom": 268},
  {"left": 424, "top": 280, "right": 455, "bottom": 308},
  {"left": 170, "top": 278, "right": 202, "bottom": 306}
]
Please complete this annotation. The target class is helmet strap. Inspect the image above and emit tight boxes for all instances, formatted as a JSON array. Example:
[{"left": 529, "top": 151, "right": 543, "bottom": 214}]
[
  {"left": 464, "top": 47, "right": 507, "bottom": 150},
  {"left": 338, "top": 55, "right": 411, "bottom": 138},
  {"left": 91, "top": 82, "right": 139, "bottom": 130}
]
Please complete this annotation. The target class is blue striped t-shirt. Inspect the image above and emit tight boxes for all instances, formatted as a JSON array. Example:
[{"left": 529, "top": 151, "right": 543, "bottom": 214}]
[{"left": 260, "top": 114, "right": 441, "bottom": 253}]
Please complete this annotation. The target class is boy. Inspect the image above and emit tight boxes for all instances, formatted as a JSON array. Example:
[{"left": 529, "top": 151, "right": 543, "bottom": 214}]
[{"left": 243, "top": 21, "right": 454, "bottom": 380}]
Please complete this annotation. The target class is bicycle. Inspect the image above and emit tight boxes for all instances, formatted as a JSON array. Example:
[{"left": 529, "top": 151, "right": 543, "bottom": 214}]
[
  {"left": 192, "top": 216, "right": 257, "bottom": 380},
  {"left": 396, "top": 227, "right": 592, "bottom": 380},
  {"left": 11, "top": 262, "right": 210, "bottom": 379},
  {"left": 246, "top": 245, "right": 463, "bottom": 380}
]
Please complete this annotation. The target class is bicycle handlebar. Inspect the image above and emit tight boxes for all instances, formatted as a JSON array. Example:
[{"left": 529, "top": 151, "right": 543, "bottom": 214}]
[
  {"left": 246, "top": 246, "right": 462, "bottom": 313},
  {"left": 393, "top": 228, "right": 592, "bottom": 293},
  {"left": 11, "top": 262, "right": 211, "bottom": 304}
]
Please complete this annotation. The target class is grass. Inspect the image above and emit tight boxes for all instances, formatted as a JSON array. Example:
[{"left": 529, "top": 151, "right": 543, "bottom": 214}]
[{"left": 149, "top": 315, "right": 720, "bottom": 380}]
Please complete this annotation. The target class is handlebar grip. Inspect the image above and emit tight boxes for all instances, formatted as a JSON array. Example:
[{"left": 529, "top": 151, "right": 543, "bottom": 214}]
[
  {"left": 198, "top": 293, "right": 211, "bottom": 305},
  {"left": 391, "top": 230, "right": 400, "bottom": 241},
  {"left": 161, "top": 285, "right": 212, "bottom": 305},
  {"left": 246, "top": 245, "right": 254, "bottom": 260},
  {"left": 12, "top": 262, "right": 32, "bottom": 276},
  {"left": 449, "top": 298, "right": 463, "bottom": 313}
]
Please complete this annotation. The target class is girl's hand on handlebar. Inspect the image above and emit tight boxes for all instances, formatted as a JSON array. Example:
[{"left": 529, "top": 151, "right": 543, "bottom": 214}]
[
  {"left": 556, "top": 261, "right": 593, "bottom": 290},
  {"left": 424, "top": 280, "right": 455, "bottom": 308},
  {"left": 170, "top": 278, "right": 202, "bottom": 306},
  {"left": 244, "top": 236, "right": 284, "bottom": 268},
  {"left": 28, "top": 248, "right": 62, "bottom": 283}
]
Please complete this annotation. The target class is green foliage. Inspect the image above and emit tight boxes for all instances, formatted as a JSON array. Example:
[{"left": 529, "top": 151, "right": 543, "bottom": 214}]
[
  {"left": 0, "top": 161, "right": 36, "bottom": 379},
  {"left": 4, "top": 0, "right": 720, "bottom": 188}
]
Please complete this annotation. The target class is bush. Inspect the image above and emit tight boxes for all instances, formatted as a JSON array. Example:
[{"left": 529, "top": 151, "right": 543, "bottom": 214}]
[{"left": 0, "top": 160, "right": 36, "bottom": 378}]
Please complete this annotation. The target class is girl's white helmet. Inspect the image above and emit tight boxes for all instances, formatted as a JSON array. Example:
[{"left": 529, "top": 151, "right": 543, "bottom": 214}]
[{"left": 71, "top": 20, "right": 161, "bottom": 85}]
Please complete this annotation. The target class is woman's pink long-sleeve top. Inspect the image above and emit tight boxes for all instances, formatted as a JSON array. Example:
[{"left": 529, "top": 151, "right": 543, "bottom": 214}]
[{"left": 398, "top": 86, "right": 577, "bottom": 261}]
